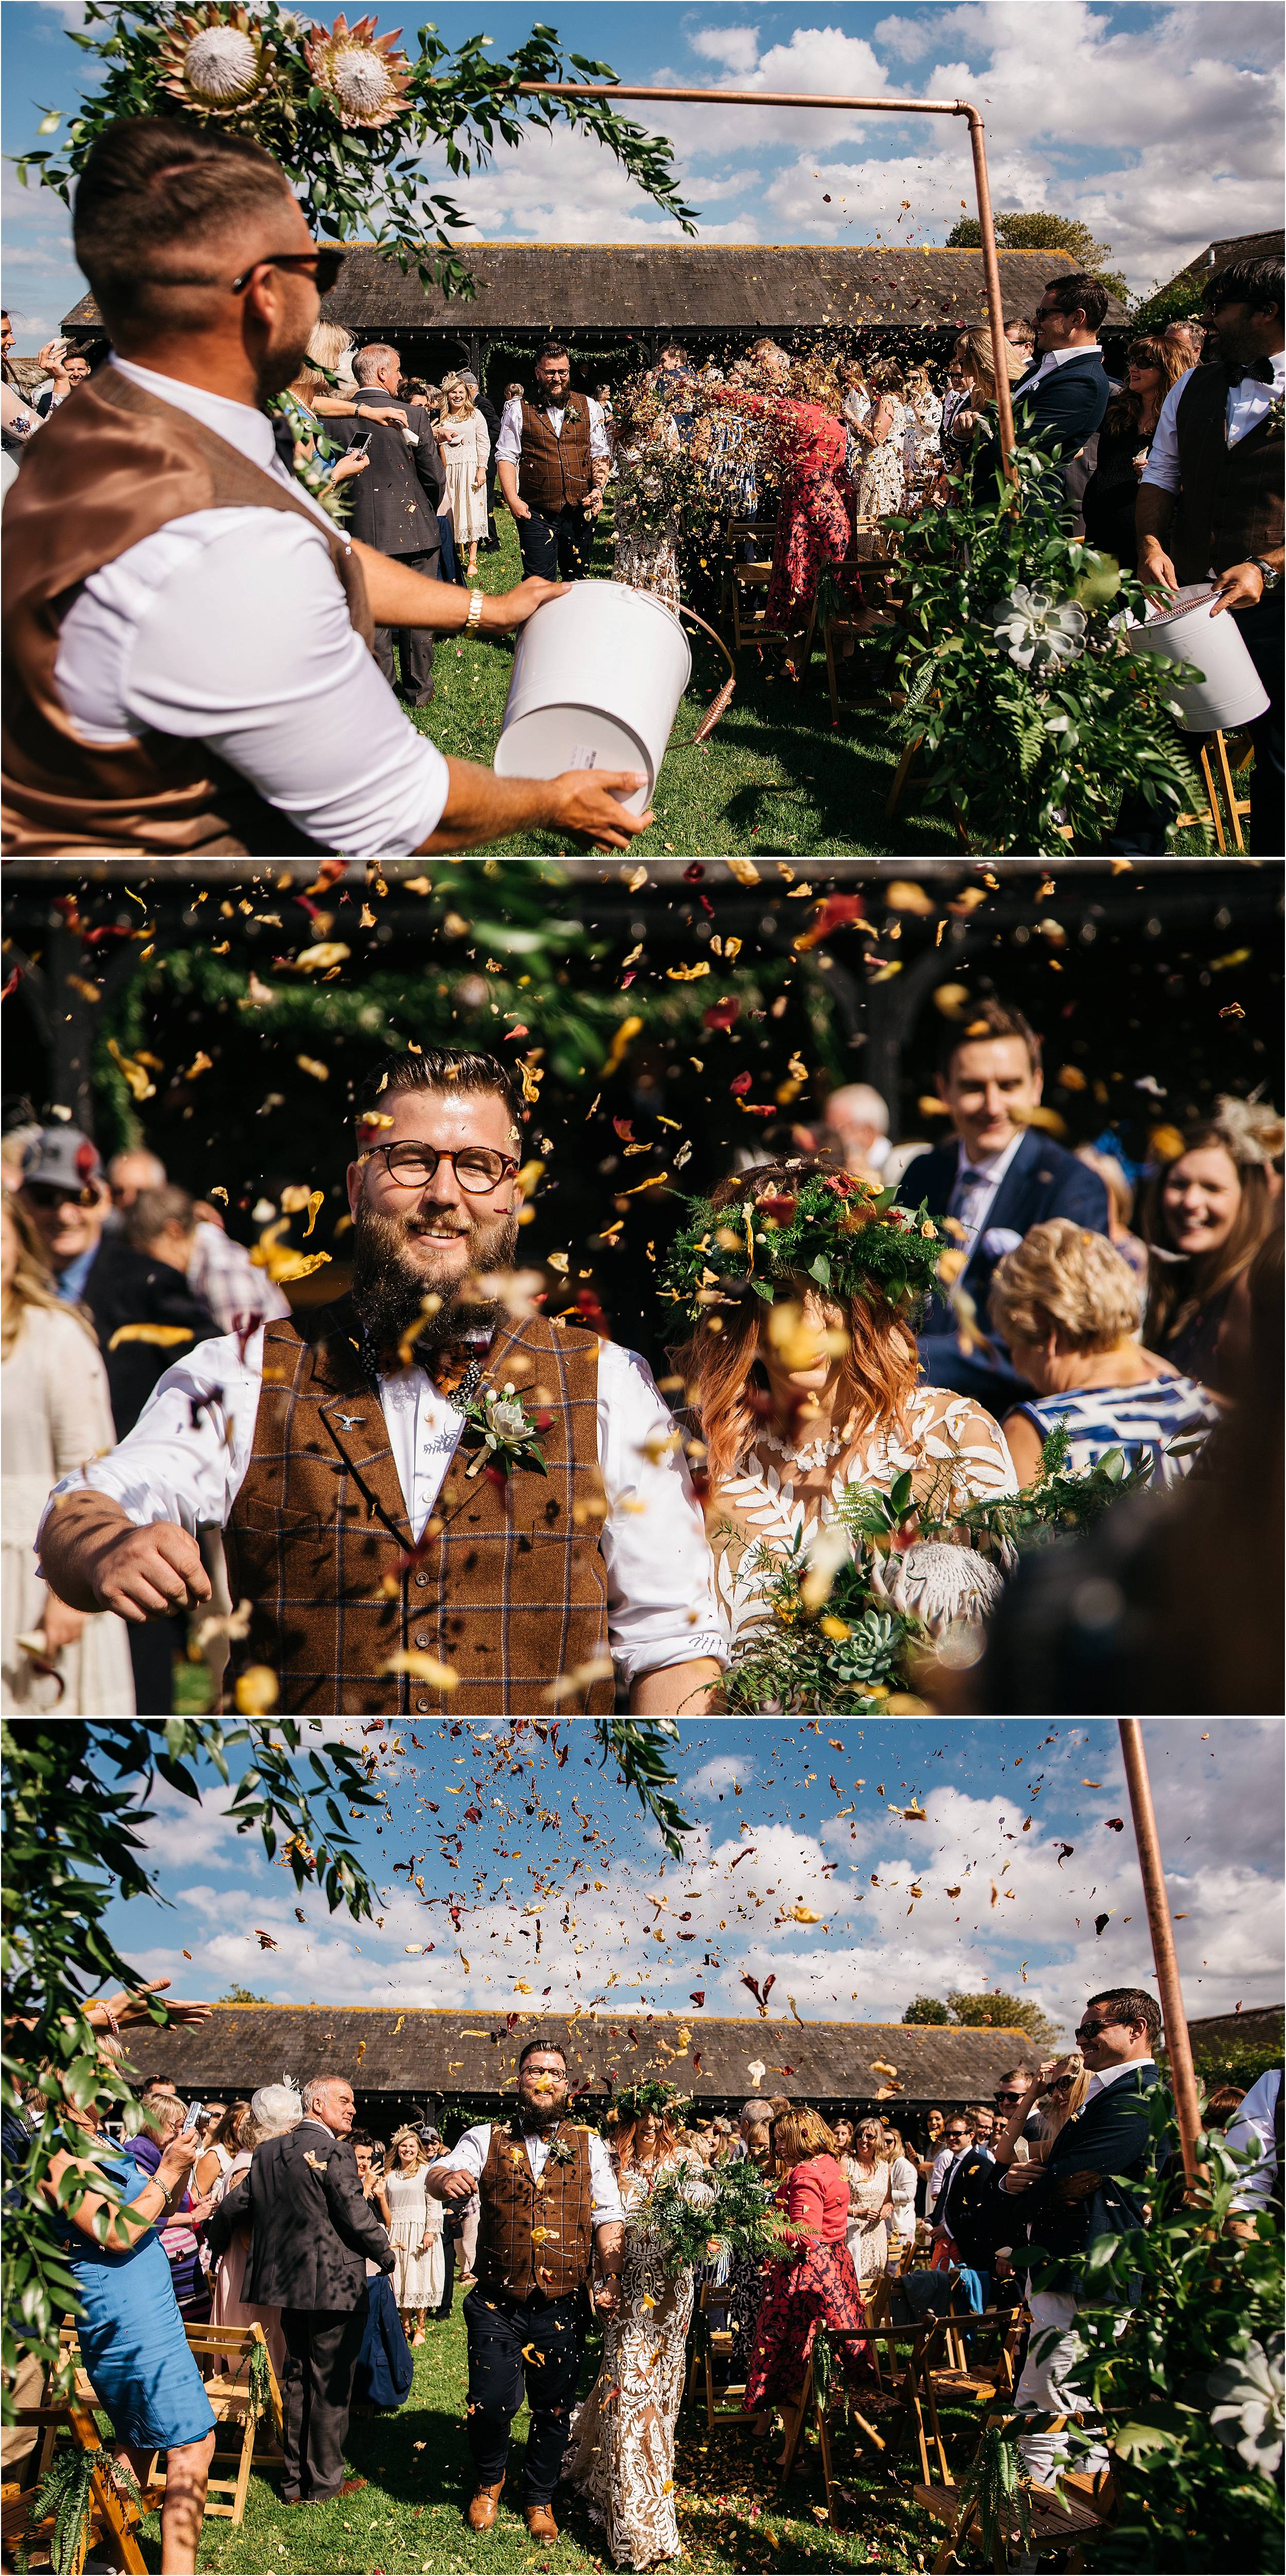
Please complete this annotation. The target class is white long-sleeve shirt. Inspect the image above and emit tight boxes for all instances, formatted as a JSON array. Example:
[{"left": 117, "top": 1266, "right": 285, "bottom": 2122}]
[
  {"left": 38, "top": 1325, "right": 724, "bottom": 1688},
  {"left": 439, "top": 2120, "right": 623, "bottom": 2224},
  {"left": 1225, "top": 2067, "right": 1280, "bottom": 2213},
  {"left": 496, "top": 394, "right": 611, "bottom": 474},
  {"left": 51, "top": 356, "right": 450, "bottom": 856},
  {"left": 1141, "top": 350, "right": 1286, "bottom": 495}
]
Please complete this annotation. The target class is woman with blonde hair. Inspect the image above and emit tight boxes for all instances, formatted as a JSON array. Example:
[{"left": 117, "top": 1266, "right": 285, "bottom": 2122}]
[
  {"left": 746, "top": 2107, "right": 868, "bottom": 2465},
  {"left": 990, "top": 1217, "right": 1221, "bottom": 1487},
  {"left": 839, "top": 2115, "right": 894, "bottom": 2290},
  {"left": 667, "top": 1157, "right": 1016, "bottom": 1663},
  {"left": 276, "top": 319, "right": 374, "bottom": 520},
  {"left": 944, "top": 323, "right": 1026, "bottom": 470},
  {"left": 1141, "top": 1104, "right": 1280, "bottom": 1393},
  {"left": 384, "top": 2126, "right": 443, "bottom": 2342},
  {"left": 2, "top": 1192, "right": 134, "bottom": 1713},
  {"left": 434, "top": 374, "right": 491, "bottom": 583}
]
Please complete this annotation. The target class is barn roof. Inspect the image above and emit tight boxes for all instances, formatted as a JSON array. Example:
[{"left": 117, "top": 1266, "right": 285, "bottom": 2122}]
[
  {"left": 118, "top": 2006, "right": 1043, "bottom": 2104},
  {"left": 63, "top": 241, "right": 1126, "bottom": 339},
  {"left": 1184, "top": 2003, "right": 1283, "bottom": 2055},
  {"left": 1151, "top": 227, "right": 1284, "bottom": 305}
]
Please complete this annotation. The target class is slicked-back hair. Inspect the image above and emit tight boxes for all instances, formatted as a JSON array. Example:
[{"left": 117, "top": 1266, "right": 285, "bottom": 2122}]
[
  {"left": 354, "top": 343, "right": 399, "bottom": 385},
  {"left": 1042, "top": 270, "right": 1109, "bottom": 331},
  {"left": 1203, "top": 255, "right": 1284, "bottom": 319},
  {"left": 937, "top": 996, "right": 1042, "bottom": 1081},
  {"left": 1085, "top": 1986, "right": 1164, "bottom": 2045},
  {"left": 518, "top": 2040, "right": 567, "bottom": 2074},
  {"left": 73, "top": 117, "right": 295, "bottom": 336},
  {"left": 354, "top": 1047, "right": 524, "bottom": 1134}
]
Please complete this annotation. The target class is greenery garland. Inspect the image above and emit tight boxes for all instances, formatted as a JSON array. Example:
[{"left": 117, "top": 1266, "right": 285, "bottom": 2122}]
[
  {"left": 664, "top": 1168, "right": 943, "bottom": 1323},
  {"left": 640, "top": 2151, "right": 788, "bottom": 2282},
  {"left": 604, "top": 2079, "right": 693, "bottom": 2124},
  {"left": 15, "top": 2, "right": 696, "bottom": 302}
]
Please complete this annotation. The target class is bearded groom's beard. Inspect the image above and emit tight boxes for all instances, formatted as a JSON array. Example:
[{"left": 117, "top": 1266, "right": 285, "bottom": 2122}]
[
  {"left": 519, "top": 2089, "right": 564, "bottom": 2131},
  {"left": 351, "top": 1198, "right": 521, "bottom": 1361}
]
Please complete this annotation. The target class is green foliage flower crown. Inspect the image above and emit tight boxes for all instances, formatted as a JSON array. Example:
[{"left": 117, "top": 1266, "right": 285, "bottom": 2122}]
[
  {"left": 664, "top": 1168, "right": 943, "bottom": 1322},
  {"left": 604, "top": 2079, "right": 693, "bottom": 2124}
]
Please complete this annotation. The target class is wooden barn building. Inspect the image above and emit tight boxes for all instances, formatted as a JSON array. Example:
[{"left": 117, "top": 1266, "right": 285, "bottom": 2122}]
[
  {"left": 118, "top": 2004, "right": 1044, "bottom": 2142},
  {"left": 62, "top": 240, "right": 1125, "bottom": 408}
]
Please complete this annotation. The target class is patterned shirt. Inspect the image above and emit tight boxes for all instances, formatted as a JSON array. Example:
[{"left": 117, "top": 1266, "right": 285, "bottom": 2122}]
[{"left": 1011, "top": 1373, "right": 1221, "bottom": 1484}]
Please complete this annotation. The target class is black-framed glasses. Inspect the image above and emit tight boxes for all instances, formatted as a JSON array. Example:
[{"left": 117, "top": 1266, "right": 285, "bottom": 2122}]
[
  {"left": 230, "top": 247, "right": 346, "bottom": 295},
  {"left": 994, "top": 2091, "right": 1024, "bottom": 2104},
  {"left": 23, "top": 1181, "right": 97, "bottom": 1209},
  {"left": 358, "top": 1140, "right": 519, "bottom": 1195},
  {"left": 1074, "top": 2019, "right": 1117, "bottom": 2043}
]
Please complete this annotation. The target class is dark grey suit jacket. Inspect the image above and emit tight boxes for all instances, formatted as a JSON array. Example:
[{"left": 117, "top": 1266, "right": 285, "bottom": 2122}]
[
  {"left": 898, "top": 1127, "right": 1110, "bottom": 1340},
  {"left": 328, "top": 389, "right": 445, "bottom": 562},
  {"left": 207, "top": 2118, "right": 394, "bottom": 2313}
]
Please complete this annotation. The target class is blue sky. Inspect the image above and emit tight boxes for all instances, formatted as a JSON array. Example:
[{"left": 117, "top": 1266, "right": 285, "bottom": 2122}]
[
  {"left": 4, "top": 2, "right": 1282, "bottom": 347},
  {"left": 102, "top": 1718, "right": 1283, "bottom": 2043}
]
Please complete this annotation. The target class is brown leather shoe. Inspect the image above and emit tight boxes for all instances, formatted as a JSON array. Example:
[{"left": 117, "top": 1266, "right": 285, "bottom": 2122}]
[
  {"left": 467, "top": 2477, "right": 505, "bottom": 2532},
  {"left": 524, "top": 2502, "right": 559, "bottom": 2541}
]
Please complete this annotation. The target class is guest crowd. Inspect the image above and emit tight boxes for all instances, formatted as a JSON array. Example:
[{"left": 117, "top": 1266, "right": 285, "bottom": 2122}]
[{"left": 6, "top": 1996, "right": 1279, "bottom": 2571}]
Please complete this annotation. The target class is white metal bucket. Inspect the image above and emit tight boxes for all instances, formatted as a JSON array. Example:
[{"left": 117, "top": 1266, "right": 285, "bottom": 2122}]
[
  {"left": 493, "top": 580, "right": 692, "bottom": 813},
  {"left": 1128, "top": 584, "right": 1270, "bottom": 732}
]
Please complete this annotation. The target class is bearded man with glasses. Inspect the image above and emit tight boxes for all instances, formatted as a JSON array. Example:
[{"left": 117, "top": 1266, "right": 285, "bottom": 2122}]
[
  {"left": 993, "top": 1985, "right": 1160, "bottom": 2488},
  {"left": 38, "top": 1047, "right": 724, "bottom": 1717},
  {"left": 3, "top": 119, "right": 650, "bottom": 858}
]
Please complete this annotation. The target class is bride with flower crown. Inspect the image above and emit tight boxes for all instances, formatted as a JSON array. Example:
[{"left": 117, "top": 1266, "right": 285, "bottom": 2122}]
[
  {"left": 563, "top": 2089, "right": 713, "bottom": 2569},
  {"left": 665, "top": 1156, "right": 1018, "bottom": 1672}
]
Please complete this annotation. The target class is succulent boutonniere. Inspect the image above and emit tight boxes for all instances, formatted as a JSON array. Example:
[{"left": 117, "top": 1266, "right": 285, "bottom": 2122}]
[
  {"left": 546, "top": 2133, "right": 577, "bottom": 2166},
  {"left": 563, "top": 400, "right": 581, "bottom": 423},
  {"left": 1264, "top": 393, "right": 1285, "bottom": 441},
  {"left": 460, "top": 1379, "right": 550, "bottom": 1481}
]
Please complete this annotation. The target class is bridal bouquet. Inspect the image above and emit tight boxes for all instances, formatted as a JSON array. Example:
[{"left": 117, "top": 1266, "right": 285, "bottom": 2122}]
[
  {"left": 722, "top": 1424, "right": 1158, "bottom": 1715},
  {"left": 641, "top": 2153, "right": 787, "bottom": 2282}
]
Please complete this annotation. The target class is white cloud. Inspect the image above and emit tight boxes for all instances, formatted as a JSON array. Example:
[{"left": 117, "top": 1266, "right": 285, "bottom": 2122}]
[
  {"left": 689, "top": 26, "right": 763, "bottom": 79},
  {"left": 685, "top": 1754, "right": 757, "bottom": 1798}
]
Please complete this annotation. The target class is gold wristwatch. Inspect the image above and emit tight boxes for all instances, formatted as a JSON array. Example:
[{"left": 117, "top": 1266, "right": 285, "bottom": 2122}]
[{"left": 466, "top": 589, "right": 485, "bottom": 632}]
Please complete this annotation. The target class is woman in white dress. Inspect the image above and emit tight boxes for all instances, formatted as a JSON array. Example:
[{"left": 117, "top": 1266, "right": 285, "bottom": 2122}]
[
  {"left": 841, "top": 2117, "right": 893, "bottom": 2290},
  {"left": 564, "top": 2096, "right": 713, "bottom": 2569},
  {"left": 666, "top": 1157, "right": 1017, "bottom": 1673},
  {"left": 2, "top": 1194, "right": 135, "bottom": 1714},
  {"left": 384, "top": 2129, "right": 443, "bottom": 2343},
  {"left": 852, "top": 364, "right": 909, "bottom": 531},
  {"left": 882, "top": 2127, "right": 920, "bottom": 2274},
  {"left": 434, "top": 376, "right": 491, "bottom": 583}
]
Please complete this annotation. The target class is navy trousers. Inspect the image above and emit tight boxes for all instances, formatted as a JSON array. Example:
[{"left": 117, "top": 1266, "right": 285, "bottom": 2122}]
[{"left": 463, "top": 2284, "right": 584, "bottom": 2501}]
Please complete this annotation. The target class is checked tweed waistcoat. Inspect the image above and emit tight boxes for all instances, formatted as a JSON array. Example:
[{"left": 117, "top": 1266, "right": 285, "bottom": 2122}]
[
  {"left": 1171, "top": 363, "right": 1284, "bottom": 583},
  {"left": 2, "top": 368, "right": 373, "bottom": 856},
  {"left": 518, "top": 399, "right": 592, "bottom": 513},
  {"left": 224, "top": 1299, "right": 612, "bottom": 1717},
  {"left": 475, "top": 2122, "right": 595, "bottom": 2300}
]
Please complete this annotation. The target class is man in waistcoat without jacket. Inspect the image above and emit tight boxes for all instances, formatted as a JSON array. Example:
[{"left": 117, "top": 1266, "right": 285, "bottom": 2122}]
[
  {"left": 1, "top": 121, "right": 650, "bottom": 858},
  {"left": 207, "top": 2074, "right": 395, "bottom": 2507},
  {"left": 427, "top": 2041, "right": 624, "bottom": 2540},
  {"left": 1119, "top": 251, "right": 1284, "bottom": 856},
  {"left": 37, "top": 1045, "right": 724, "bottom": 1718},
  {"left": 495, "top": 343, "right": 611, "bottom": 583}
]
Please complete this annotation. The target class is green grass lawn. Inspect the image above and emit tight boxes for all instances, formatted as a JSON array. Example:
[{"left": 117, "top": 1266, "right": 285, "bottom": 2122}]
[
  {"left": 409, "top": 511, "right": 1206, "bottom": 860},
  {"left": 170, "top": 2303, "right": 945, "bottom": 2575}
]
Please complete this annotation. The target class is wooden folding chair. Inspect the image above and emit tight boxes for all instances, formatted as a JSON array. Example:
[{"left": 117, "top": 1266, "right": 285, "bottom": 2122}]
[
  {"left": 913, "top": 2304, "right": 1028, "bottom": 2481},
  {"left": 915, "top": 2408, "right": 1115, "bottom": 2572},
  {"left": 684, "top": 2281, "right": 757, "bottom": 2431},
  {"left": 1173, "top": 727, "right": 1254, "bottom": 852},
  {"left": 61, "top": 2320, "right": 284, "bottom": 2530},
  {"left": 2, "top": 2396, "right": 148, "bottom": 2574}
]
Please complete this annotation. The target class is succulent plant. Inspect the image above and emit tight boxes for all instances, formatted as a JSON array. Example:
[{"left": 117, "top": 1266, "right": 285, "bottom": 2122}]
[
  {"left": 158, "top": 6, "right": 277, "bottom": 116},
  {"left": 302, "top": 12, "right": 412, "bottom": 130}
]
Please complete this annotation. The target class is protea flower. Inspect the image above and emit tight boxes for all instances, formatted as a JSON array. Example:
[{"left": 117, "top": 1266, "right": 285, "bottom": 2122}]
[
  {"left": 302, "top": 13, "right": 412, "bottom": 128},
  {"left": 991, "top": 583, "right": 1087, "bottom": 672},
  {"left": 868, "top": 1540, "right": 1004, "bottom": 1636},
  {"left": 158, "top": 6, "right": 277, "bottom": 115}
]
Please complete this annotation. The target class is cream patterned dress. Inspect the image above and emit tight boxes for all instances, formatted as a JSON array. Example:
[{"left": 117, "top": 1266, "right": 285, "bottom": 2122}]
[
  {"left": 713, "top": 1385, "right": 1017, "bottom": 1650},
  {"left": 842, "top": 2156, "right": 891, "bottom": 2287},
  {"left": 564, "top": 2154, "right": 712, "bottom": 2568},
  {"left": 384, "top": 2168, "right": 443, "bottom": 2312}
]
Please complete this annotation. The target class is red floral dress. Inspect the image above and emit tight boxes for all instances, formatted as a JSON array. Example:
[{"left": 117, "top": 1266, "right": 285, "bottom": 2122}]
[
  {"left": 708, "top": 390, "right": 853, "bottom": 628},
  {"left": 746, "top": 2155, "right": 868, "bottom": 2408}
]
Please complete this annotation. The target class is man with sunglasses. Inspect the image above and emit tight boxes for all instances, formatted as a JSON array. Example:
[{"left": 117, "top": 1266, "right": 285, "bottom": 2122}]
[
  {"left": 39, "top": 1047, "right": 724, "bottom": 1719},
  {"left": 3, "top": 118, "right": 651, "bottom": 858},
  {"left": 997, "top": 1986, "right": 1160, "bottom": 2488}
]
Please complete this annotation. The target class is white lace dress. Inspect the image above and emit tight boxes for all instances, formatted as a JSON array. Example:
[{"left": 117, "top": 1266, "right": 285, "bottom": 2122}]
[
  {"left": 564, "top": 2154, "right": 713, "bottom": 2568},
  {"left": 713, "top": 1384, "right": 1017, "bottom": 1651}
]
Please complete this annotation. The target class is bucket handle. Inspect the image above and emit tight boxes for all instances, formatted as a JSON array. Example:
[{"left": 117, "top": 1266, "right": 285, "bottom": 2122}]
[{"left": 677, "top": 603, "right": 738, "bottom": 743}]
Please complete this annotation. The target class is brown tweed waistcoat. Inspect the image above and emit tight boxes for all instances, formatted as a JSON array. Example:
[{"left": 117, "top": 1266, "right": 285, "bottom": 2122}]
[
  {"left": 475, "top": 2121, "right": 595, "bottom": 2299},
  {"left": 224, "top": 1299, "right": 612, "bottom": 1717},
  {"left": 1171, "top": 362, "right": 1284, "bottom": 583},
  {"left": 518, "top": 398, "right": 592, "bottom": 513},
  {"left": 2, "top": 367, "right": 373, "bottom": 857}
]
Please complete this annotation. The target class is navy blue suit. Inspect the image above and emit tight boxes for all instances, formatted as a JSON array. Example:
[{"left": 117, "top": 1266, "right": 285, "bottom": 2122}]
[
  {"left": 975, "top": 347, "right": 1110, "bottom": 492},
  {"left": 899, "top": 1127, "right": 1111, "bottom": 1409}
]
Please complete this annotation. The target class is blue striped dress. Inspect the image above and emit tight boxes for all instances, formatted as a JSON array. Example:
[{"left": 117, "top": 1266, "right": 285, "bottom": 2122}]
[{"left": 1011, "top": 1372, "right": 1221, "bottom": 1485}]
